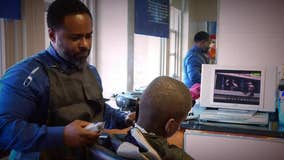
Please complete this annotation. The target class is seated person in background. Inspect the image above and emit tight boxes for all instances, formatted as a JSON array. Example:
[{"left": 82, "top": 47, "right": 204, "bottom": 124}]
[{"left": 119, "top": 76, "right": 193, "bottom": 160}]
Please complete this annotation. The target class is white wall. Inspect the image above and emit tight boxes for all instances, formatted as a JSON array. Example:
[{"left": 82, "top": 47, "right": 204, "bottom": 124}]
[
  {"left": 189, "top": 0, "right": 217, "bottom": 22},
  {"left": 187, "top": 0, "right": 217, "bottom": 53},
  {"left": 217, "top": 0, "right": 284, "bottom": 67},
  {"left": 185, "top": 130, "right": 284, "bottom": 160},
  {"left": 96, "top": 0, "right": 128, "bottom": 97}
]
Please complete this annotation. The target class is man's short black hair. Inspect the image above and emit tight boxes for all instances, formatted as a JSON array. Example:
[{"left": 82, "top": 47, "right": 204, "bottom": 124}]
[
  {"left": 47, "top": 0, "right": 92, "bottom": 29},
  {"left": 194, "top": 31, "right": 209, "bottom": 43}
]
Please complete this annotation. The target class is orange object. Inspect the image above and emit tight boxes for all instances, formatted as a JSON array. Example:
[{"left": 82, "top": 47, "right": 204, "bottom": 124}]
[
  {"left": 209, "top": 44, "right": 216, "bottom": 59},
  {"left": 209, "top": 34, "right": 216, "bottom": 59}
]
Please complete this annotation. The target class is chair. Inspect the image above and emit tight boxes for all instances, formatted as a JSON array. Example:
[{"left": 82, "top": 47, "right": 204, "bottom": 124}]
[
  {"left": 89, "top": 133, "right": 132, "bottom": 160},
  {"left": 89, "top": 129, "right": 162, "bottom": 160},
  {"left": 90, "top": 144, "right": 130, "bottom": 160}
]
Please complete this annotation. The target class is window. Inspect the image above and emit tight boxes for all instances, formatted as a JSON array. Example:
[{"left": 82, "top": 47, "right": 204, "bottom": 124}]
[
  {"left": 169, "top": 6, "right": 181, "bottom": 79},
  {"left": 133, "top": 34, "right": 161, "bottom": 90},
  {"left": 132, "top": 5, "right": 182, "bottom": 90}
]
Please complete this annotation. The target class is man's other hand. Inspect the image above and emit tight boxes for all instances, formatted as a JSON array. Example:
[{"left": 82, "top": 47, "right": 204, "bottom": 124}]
[
  {"left": 189, "top": 83, "right": 200, "bottom": 100},
  {"left": 125, "top": 112, "right": 136, "bottom": 127}
]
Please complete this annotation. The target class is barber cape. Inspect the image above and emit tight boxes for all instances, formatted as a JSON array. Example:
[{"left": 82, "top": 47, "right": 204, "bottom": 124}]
[{"left": 108, "top": 127, "right": 162, "bottom": 160}]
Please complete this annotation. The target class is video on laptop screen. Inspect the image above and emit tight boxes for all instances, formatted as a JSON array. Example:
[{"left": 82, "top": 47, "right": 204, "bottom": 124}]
[{"left": 213, "top": 70, "right": 261, "bottom": 105}]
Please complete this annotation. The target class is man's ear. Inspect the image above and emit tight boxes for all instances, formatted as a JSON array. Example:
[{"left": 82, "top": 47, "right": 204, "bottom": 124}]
[
  {"left": 164, "top": 118, "right": 179, "bottom": 137},
  {"left": 48, "top": 28, "right": 56, "bottom": 42}
]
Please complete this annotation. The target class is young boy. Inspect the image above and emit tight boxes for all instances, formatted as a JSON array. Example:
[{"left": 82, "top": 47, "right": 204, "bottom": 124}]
[{"left": 122, "top": 76, "right": 193, "bottom": 160}]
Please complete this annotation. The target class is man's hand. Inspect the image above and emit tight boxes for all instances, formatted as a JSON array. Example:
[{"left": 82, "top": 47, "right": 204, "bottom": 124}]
[
  {"left": 63, "top": 120, "right": 100, "bottom": 147},
  {"left": 125, "top": 112, "right": 136, "bottom": 127},
  {"left": 189, "top": 83, "right": 200, "bottom": 100}
]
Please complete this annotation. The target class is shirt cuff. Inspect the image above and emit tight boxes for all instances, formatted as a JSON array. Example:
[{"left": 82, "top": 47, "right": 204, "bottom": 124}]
[{"left": 45, "top": 126, "right": 64, "bottom": 148}]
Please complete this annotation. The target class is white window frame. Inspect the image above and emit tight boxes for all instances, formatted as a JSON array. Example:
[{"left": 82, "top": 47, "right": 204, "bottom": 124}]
[
  {"left": 160, "top": 5, "right": 182, "bottom": 80},
  {"left": 0, "top": 19, "right": 5, "bottom": 76}
]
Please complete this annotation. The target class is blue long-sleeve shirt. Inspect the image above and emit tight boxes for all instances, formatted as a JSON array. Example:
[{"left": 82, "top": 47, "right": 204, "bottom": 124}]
[
  {"left": 183, "top": 45, "right": 208, "bottom": 88},
  {"left": 0, "top": 45, "right": 126, "bottom": 155}
]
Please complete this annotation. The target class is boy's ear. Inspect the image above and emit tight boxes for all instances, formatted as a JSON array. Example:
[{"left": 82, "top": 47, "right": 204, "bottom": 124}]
[{"left": 164, "top": 118, "right": 179, "bottom": 137}]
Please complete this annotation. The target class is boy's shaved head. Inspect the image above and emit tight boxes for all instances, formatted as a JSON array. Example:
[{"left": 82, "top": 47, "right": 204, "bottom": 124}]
[{"left": 137, "top": 76, "right": 192, "bottom": 137}]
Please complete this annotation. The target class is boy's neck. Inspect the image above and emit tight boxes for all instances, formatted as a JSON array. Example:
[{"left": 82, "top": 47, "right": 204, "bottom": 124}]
[{"left": 136, "top": 121, "right": 166, "bottom": 137}]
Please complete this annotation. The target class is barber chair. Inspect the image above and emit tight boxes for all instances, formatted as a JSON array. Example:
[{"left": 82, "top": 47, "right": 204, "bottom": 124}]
[
  {"left": 90, "top": 144, "right": 130, "bottom": 160},
  {"left": 90, "top": 129, "right": 161, "bottom": 160},
  {"left": 90, "top": 133, "right": 131, "bottom": 160}
]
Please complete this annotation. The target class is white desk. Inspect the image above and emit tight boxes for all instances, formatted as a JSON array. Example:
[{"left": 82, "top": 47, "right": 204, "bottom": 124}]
[{"left": 184, "top": 130, "right": 284, "bottom": 160}]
